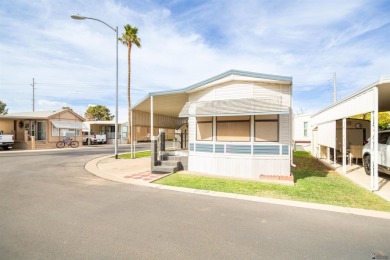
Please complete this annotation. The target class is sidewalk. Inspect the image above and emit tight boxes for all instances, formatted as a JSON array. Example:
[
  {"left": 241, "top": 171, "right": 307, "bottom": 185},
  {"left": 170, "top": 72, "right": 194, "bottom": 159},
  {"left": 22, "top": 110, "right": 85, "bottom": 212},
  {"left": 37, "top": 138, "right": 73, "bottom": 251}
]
[
  {"left": 85, "top": 155, "right": 170, "bottom": 185},
  {"left": 85, "top": 155, "right": 390, "bottom": 220}
]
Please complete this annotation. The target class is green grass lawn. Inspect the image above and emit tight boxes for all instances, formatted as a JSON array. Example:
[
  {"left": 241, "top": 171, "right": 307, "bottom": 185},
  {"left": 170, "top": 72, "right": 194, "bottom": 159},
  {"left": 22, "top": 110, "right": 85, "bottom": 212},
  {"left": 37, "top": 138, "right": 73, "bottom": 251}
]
[
  {"left": 117, "top": 151, "right": 151, "bottom": 159},
  {"left": 154, "top": 151, "right": 390, "bottom": 212}
]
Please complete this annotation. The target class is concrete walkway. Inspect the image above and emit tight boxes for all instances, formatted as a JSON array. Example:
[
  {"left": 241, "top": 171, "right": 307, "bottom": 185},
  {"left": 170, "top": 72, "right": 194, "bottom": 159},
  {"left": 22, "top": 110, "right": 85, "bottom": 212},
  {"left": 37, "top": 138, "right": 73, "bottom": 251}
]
[{"left": 85, "top": 155, "right": 390, "bottom": 220}]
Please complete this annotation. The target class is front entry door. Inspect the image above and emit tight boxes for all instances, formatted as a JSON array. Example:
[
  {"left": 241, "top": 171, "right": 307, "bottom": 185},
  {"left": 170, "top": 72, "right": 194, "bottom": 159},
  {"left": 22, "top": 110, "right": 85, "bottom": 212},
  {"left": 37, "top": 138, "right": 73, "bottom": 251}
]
[{"left": 37, "top": 121, "right": 47, "bottom": 141}]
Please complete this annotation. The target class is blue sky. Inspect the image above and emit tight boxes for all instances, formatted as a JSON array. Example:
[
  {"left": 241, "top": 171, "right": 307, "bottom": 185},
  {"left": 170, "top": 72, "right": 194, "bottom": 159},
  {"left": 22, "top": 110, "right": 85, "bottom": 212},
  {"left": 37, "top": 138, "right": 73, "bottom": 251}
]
[{"left": 0, "top": 0, "right": 389, "bottom": 121}]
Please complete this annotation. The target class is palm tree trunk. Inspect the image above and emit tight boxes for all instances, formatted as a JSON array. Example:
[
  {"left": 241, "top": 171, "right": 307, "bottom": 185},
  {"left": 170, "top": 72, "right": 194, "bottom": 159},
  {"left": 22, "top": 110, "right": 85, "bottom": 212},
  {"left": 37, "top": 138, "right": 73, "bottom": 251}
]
[{"left": 127, "top": 43, "right": 132, "bottom": 145}]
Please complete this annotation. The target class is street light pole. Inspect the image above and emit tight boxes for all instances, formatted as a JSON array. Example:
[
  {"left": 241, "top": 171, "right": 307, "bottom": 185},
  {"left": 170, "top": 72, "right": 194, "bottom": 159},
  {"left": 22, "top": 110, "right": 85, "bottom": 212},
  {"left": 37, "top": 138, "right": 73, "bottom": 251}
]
[{"left": 71, "top": 15, "right": 119, "bottom": 159}]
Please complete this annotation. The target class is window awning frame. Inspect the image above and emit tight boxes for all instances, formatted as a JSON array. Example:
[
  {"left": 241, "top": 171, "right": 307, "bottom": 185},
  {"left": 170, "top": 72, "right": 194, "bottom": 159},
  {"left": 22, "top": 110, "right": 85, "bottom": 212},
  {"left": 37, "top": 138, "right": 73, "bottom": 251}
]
[
  {"left": 50, "top": 120, "right": 88, "bottom": 130},
  {"left": 179, "top": 97, "right": 289, "bottom": 118}
]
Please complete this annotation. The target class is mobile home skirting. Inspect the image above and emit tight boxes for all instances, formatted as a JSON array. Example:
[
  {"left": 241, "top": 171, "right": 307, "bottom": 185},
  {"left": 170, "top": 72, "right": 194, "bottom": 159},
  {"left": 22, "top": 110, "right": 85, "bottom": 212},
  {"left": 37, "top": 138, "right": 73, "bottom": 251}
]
[{"left": 188, "top": 153, "right": 291, "bottom": 178}]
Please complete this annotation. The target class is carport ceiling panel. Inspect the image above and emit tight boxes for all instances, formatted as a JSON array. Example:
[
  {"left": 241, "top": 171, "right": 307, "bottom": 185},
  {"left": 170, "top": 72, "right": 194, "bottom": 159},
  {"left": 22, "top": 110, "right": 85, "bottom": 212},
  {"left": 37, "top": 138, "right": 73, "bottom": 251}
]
[
  {"left": 154, "top": 94, "right": 188, "bottom": 117},
  {"left": 379, "top": 83, "right": 390, "bottom": 111},
  {"left": 134, "top": 98, "right": 151, "bottom": 114}
]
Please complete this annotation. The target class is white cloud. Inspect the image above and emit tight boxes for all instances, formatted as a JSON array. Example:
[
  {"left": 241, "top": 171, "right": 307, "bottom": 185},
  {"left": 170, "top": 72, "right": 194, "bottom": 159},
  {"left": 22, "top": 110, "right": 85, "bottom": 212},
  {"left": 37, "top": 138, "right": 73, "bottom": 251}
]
[{"left": 0, "top": 0, "right": 389, "bottom": 121}]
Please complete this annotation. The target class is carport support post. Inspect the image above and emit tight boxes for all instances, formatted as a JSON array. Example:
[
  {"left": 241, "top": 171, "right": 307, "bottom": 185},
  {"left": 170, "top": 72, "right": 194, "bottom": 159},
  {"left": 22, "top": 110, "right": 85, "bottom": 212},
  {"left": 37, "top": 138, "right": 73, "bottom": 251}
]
[
  {"left": 327, "top": 147, "right": 330, "bottom": 164},
  {"left": 333, "top": 137, "right": 336, "bottom": 165},
  {"left": 150, "top": 95, "right": 154, "bottom": 141},
  {"left": 371, "top": 86, "right": 379, "bottom": 191},
  {"left": 131, "top": 109, "right": 134, "bottom": 159},
  {"left": 150, "top": 96, "right": 157, "bottom": 168},
  {"left": 342, "top": 118, "right": 347, "bottom": 174}
]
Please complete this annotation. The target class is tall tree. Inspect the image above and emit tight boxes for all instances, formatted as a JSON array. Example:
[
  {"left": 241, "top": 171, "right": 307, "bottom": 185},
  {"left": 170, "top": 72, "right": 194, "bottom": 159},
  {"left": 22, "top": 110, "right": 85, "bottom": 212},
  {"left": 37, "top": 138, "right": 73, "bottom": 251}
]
[
  {"left": 84, "top": 105, "right": 114, "bottom": 121},
  {"left": 0, "top": 100, "right": 8, "bottom": 115},
  {"left": 119, "top": 24, "right": 141, "bottom": 144}
]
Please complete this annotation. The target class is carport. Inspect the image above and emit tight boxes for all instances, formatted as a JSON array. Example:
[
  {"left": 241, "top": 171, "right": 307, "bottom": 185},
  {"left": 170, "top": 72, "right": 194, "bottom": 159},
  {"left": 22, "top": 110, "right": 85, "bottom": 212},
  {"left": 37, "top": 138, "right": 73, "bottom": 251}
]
[{"left": 311, "top": 76, "right": 390, "bottom": 190}]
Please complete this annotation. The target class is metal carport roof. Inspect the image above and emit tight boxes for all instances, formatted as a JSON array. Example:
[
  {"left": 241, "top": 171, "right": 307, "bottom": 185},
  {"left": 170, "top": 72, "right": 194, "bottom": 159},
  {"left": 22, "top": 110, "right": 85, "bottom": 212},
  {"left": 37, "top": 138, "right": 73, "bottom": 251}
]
[{"left": 311, "top": 76, "right": 390, "bottom": 191}]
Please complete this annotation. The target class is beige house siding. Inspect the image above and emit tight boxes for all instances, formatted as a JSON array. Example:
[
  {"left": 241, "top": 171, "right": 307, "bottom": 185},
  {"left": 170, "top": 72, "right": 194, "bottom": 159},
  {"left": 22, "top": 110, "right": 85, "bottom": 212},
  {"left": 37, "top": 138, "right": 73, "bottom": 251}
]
[
  {"left": 0, "top": 109, "right": 85, "bottom": 150},
  {"left": 189, "top": 81, "right": 289, "bottom": 105},
  {"left": 130, "top": 110, "right": 184, "bottom": 142},
  {"left": 0, "top": 119, "right": 14, "bottom": 134}
]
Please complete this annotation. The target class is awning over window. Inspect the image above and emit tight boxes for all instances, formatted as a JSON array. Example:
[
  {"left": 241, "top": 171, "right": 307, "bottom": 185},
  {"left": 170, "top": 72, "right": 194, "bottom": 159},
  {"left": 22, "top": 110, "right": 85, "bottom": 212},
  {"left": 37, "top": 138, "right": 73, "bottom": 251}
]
[
  {"left": 179, "top": 98, "right": 289, "bottom": 117},
  {"left": 51, "top": 120, "right": 88, "bottom": 130}
]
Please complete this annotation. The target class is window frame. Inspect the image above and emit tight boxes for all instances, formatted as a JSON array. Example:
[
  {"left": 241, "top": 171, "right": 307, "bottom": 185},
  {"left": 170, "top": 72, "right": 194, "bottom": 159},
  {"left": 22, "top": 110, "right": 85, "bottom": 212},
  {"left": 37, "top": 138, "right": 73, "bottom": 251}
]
[
  {"left": 379, "top": 132, "right": 390, "bottom": 145},
  {"left": 304, "top": 122, "right": 308, "bottom": 137},
  {"left": 254, "top": 115, "right": 279, "bottom": 142},
  {"left": 196, "top": 117, "right": 213, "bottom": 141},
  {"left": 51, "top": 123, "right": 81, "bottom": 137},
  {"left": 216, "top": 116, "right": 251, "bottom": 142}
]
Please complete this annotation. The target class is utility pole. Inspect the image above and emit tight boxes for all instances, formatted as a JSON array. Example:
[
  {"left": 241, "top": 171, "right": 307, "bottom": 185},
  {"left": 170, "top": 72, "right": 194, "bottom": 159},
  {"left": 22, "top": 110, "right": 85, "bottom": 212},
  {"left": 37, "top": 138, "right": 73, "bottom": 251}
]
[
  {"left": 31, "top": 78, "right": 35, "bottom": 111},
  {"left": 333, "top": 72, "right": 336, "bottom": 104}
]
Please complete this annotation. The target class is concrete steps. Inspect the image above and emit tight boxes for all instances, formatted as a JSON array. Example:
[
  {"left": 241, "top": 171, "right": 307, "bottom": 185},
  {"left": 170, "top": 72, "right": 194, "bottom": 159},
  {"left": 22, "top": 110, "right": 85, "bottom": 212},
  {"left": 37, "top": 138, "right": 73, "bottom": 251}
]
[
  {"left": 152, "top": 165, "right": 178, "bottom": 174},
  {"left": 152, "top": 152, "right": 188, "bottom": 174}
]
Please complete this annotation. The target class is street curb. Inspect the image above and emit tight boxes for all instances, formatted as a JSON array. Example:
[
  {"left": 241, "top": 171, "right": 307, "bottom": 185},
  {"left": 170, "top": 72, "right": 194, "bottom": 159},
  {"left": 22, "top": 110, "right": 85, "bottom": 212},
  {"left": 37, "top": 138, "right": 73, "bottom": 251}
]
[{"left": 85, "top": 156, "right": 390, "bottom": 220}]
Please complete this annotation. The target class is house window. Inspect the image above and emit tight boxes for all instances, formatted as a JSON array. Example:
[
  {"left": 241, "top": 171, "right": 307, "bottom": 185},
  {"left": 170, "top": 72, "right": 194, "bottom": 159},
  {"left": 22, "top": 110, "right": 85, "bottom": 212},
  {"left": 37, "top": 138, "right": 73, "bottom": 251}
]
[
  {"left": 216, "top": 116, "right": 250, "bottom": 142},
  {"left": 52, "top": 124, "right": 80, "bottom": 137},
  {"left": 304, "top": 122, "right": 308, "bottom": 137},
  {"left": 122, "top": 126, "right": 128, "bottom": 138},
  {"left": 196, "top": 117, "right": 213, "bottom": 141},
  {"left": 255, "top": 115, "right": 279, "bottom": 142}
]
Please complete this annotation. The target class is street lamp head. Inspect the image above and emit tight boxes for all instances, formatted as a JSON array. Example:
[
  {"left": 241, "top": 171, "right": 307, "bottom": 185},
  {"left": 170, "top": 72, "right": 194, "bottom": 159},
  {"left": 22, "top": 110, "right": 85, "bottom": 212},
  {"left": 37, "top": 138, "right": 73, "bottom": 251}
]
[{"left": 71, "top": 15, "right": 86, "bottom": 20}]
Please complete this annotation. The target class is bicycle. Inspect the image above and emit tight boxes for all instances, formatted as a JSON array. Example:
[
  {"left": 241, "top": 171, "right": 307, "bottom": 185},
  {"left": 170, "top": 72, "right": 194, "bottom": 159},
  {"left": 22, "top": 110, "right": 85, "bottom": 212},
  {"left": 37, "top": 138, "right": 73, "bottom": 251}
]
[{"left": 56, "top": 137, "right": 79, "bottom": 148}]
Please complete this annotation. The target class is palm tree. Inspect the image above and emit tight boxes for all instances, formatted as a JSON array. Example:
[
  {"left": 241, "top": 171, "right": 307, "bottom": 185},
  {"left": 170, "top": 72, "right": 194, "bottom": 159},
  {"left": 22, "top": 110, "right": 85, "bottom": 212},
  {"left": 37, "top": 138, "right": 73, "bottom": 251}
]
[{"left": 118, "top": 24, "right": 141, "bottom": 145}]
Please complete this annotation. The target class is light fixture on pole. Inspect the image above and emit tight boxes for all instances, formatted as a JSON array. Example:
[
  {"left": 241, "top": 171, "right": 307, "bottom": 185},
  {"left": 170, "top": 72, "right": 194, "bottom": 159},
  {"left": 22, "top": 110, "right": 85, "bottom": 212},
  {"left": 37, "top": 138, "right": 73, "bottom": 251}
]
[{"left": 71, "top": 15, "right": 119, "bottom": 159}]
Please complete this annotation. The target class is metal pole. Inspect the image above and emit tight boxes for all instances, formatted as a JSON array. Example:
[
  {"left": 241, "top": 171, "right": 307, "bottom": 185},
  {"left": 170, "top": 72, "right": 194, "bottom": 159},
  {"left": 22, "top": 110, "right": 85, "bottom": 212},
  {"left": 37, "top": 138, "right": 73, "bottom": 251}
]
[
  {"left": 150, "top": 96, "right": 154, "bottom": 140},
  {"left": 31, "top": 78, "right": 35, "bottom": 111},
  {"left": 115, "top": 26, "right": 118, "bottom": 159},
  {"left": 372, "top": 86, "right": 379, "bottom": 190},
  {"left": 342, "top": 118, "right": 346, "bottom": 174},
  {"left": 130, "top": 109, "right": 134, "bottom": 158},
  {"left": 71, "top": 15, "right": 119, "bottom": 159}
]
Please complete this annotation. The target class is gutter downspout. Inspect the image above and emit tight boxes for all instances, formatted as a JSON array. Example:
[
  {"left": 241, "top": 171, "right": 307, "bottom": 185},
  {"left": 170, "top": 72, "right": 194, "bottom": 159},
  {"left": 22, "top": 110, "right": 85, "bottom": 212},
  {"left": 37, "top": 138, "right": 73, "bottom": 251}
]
[{"left": 290, "top": 82, "right": 296, "bottom": 168}]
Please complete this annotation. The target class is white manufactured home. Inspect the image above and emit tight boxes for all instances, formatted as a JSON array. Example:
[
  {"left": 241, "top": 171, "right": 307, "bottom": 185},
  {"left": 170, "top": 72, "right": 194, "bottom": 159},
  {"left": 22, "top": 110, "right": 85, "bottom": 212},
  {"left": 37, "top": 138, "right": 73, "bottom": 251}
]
[
  {"left": 292, "top": 113, "right": 312, "bottom": 152},
  {"left": 131, "top": 70, "right": 293, "bottom": 180}
]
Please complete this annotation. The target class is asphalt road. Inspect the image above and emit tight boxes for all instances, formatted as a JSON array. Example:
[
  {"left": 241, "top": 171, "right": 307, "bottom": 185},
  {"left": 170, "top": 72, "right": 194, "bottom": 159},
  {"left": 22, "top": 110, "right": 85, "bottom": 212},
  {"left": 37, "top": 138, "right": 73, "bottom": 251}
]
[{"left": 0, "top": 145, "right": 389, "bottom": 260}]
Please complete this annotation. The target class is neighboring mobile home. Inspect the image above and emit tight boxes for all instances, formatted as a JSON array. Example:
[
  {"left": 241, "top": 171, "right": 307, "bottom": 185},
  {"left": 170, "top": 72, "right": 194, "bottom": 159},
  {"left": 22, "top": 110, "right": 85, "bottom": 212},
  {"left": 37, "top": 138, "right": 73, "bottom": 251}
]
[
  {"left": 131, "top": 70, "right": 293, "bottom": 180},
  {"left": 0, "top": 109, "right": 86, "bottom": 150},
  {"left": 293, "top": 113, "right": 312, "bottom": 152}
]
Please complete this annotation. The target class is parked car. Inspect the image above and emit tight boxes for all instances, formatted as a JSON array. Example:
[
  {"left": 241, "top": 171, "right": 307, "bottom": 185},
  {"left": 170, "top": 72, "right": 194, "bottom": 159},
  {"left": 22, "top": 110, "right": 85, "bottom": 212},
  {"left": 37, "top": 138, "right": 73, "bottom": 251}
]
[
  {"left": 82, "top": 131, "right": 107, "bottom": 145},
  {"left": 362, "top": 130, "right": 390, "bottom": 175},
  {"left": 0, "top": 133, "right": 14, "bottom": 150}
]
